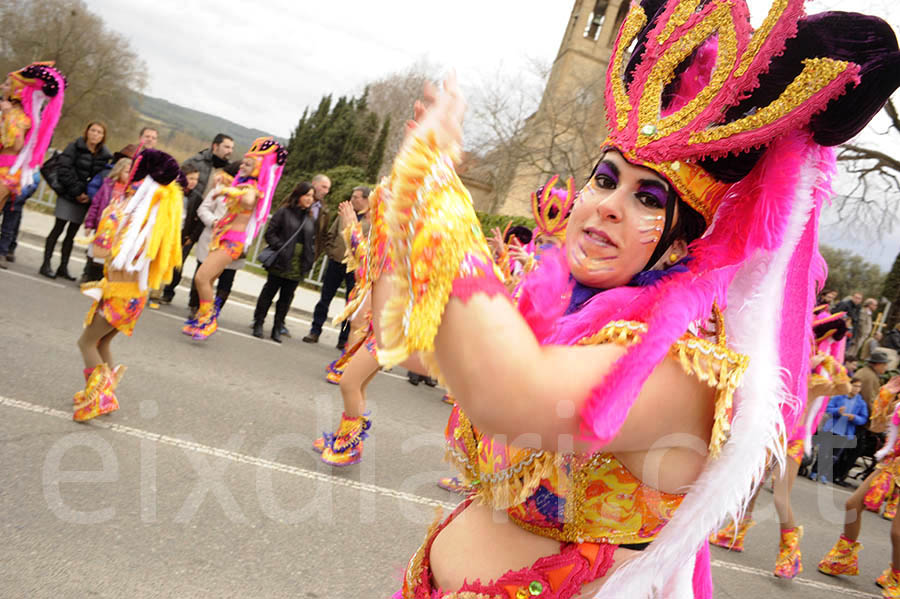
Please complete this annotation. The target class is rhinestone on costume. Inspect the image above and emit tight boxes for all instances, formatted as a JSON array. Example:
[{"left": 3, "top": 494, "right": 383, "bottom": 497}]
[
  {"left": 516, "top": 589, "right": 529, "bottom": 599},
  {"left": 529, "top": 581, "right": 543, "bottom": 595},
  {"left": 641, "top": 124, "right": 657, "bottom": 136},
  {"left": 671, "top": 160, "right": 681, "bottom": 171}
]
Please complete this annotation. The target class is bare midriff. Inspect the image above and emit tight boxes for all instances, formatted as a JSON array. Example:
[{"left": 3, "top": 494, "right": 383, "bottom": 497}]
[
  {"left": 106, "top": 268, "right": 139, "bottom": 283},
  {"left": 429, "top": 446, "right": 707, "bottom": 591}
]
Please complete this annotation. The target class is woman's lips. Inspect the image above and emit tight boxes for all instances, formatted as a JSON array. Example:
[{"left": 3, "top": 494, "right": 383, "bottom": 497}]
[{"left": 582, "top": 226, "right": 618, "bottom": 249}]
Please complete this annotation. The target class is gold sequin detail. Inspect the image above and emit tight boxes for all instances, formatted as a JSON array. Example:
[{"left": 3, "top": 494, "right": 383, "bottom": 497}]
[
  {"left": 638, "top": 1, "right": 738, "bottom": 146},
  {"left": 735, "top": 0, "right": 790, "bottom": 77},
  {"left": 689, "top": 57, "right": 852, "bottom": 144},
  {"left": 610, "top": 5, "right": 647, "bottom": 130},
  {"left": 655, "top": 0, "right": 702, "bottom": 45}
]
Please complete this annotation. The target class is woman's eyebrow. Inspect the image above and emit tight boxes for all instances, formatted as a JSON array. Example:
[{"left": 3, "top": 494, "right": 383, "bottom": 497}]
[
  {"left": 638, "top": 178, "right": 669, "bottom": 193},
  {"left": 595, "top": 159, "right": 620, "bottom": 178}
]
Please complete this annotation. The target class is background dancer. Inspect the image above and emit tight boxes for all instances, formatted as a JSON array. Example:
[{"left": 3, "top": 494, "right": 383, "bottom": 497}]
[
  {"left": 75, "top": 149, "right": 183, "bottom": 421},
  {"left": 183, "top": 138, "right": 286, "bottom": 340}
]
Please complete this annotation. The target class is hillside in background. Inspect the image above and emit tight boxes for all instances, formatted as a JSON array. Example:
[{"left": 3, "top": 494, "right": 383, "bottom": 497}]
[{"left": 128, "top": 93, "right": 286, "bottom": 162}]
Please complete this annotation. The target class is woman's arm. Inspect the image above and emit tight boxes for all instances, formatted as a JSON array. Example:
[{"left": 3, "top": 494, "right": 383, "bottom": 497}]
[
  {"left": 855, "top": 397, "right": 869, "bottom": 425},
  {"left": 57, "top": 142, "right": 84, "bottom": 197},
  {"left": 84, "top": 180, "right": 111, "bottom": 230},
  {"left": 264, "top": 208, "right": 284, "bottom": 247},
  {"left": 434, "top": 292, "right": 713, "bottom": 453},
  {"left": 239, "top": 187, "right": 258, "bottom": 211}
]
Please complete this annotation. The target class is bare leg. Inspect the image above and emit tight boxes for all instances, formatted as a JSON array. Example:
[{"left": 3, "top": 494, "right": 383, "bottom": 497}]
[
  {"left": 194, "top": 249, "right": 232, "bottom": 303},
  {"left": 339, "top": 347, "right": 380, "bottom": 418},
  {"left": 77, "top": 313, "right": 117, "bottom": 369},
  {"left": 97, "top": 328, "right": 119, "bottom": 366},
  {"left": 844, "top": 469, "right": 881, "bottom": 540},
  {"left": 773, "top": 458, "right": 801, "bottom": 528}
]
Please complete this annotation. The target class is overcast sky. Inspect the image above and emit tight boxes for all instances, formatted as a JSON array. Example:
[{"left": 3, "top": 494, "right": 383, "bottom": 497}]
[{"left": 85, "top": 0, "right": 900, "bottom": 268}]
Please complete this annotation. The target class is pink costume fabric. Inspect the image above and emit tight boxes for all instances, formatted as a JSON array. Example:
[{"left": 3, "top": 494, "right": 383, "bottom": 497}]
[{"left": 4, "top": 62, "right": 66, "bottom": 196}]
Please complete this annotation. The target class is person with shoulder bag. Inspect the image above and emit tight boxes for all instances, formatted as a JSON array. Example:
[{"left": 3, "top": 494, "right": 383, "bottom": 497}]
[
  {"left": 251, "top": 181, "right": 315, "bottom": 342},
  {"left": 40, "top": 121, "right": 112, "bottom": 280}
]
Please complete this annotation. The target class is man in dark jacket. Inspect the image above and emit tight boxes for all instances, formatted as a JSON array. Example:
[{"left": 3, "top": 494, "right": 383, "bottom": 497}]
[
  {"left": 310, "top": 173, "right": 332, "bottom": 259},
  {"left": 180, "top": 133, "right": 234, "bottom": 199},
  {"left": 835, "top": 292, "right": 863, "bottom": 349},
  {"left": 303, "top": 186, "right": 370, "bottom": 348}
]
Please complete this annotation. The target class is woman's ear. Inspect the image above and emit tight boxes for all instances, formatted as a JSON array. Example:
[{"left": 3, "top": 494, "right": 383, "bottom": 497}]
[{"left": 667, "top": 239, "right": 689, "bottom": 265}]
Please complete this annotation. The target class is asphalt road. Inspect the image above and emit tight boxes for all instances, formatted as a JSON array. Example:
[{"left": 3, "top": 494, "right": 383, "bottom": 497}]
[{"left": 0, "top": 240, "right": 894, "bottom": 598}]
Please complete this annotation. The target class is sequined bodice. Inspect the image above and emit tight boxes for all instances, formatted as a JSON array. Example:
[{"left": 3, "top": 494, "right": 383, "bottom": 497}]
[
  {"left": 445, "top": 405, "right": 684, "bottom": 545},
  {"left": 444, "top": 317, "right": 749, "bottom": 546}
]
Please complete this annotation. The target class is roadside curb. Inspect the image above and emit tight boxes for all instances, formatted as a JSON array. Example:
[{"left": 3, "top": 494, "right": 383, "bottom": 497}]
[{"left": 16, "top": 229, "right": 320, "bottom": 322}]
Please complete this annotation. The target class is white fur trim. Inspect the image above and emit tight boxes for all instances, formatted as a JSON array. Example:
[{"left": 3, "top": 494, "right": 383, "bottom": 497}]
[
  {"left": 876, "top": 420, "right": 898, "bottom": 461},
  {"left": 593, "top": 149, "right": 822, "bottom": 598},
  {"left": 803, "top": 395, "right": 827, "bottom": 453}
]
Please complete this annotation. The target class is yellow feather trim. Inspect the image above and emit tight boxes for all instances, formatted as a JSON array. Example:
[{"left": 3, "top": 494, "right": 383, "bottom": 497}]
[
  {"left": 378, "top": 133, "right": 493, "bottom": 373},
  {"left": 145, "top": 182, "right": 183, "bottom": 291}
]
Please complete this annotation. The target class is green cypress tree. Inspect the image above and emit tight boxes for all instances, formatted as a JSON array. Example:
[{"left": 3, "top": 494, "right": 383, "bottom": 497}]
[
  {"left": 366, "top": 115, "right": 391, "bottom": 181},
  {"left": 882, "top": 250, "right": 900, "bottom": 329}
]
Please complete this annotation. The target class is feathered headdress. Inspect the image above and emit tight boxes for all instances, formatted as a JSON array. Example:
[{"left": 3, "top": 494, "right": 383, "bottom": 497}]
[
  {"left": 531, "top": 175, "right": 576, "bottom": 240},
  {"left": 521, "top": 1, "right": 900, "bottom": 596},
  {"left": 5, "top": 62, "right": 66, "bottom": 185},
  {"left": 242, "top": 137, "right": 288, "bottom": 245}
]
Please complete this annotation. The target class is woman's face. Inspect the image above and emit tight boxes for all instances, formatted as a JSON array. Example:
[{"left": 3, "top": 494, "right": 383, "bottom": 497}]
[
  {"left": 239, "top": 156, "right": 257, "bottom": 177},
  {"left": 298, "top": 189, "right": 315, "bottom": 209},
  {"left": 86, "top": 124, "right": 105, "bottom": 146},
  {"left": 118, "top": 159, "right": 132, "bottom": 182},
  {"left": 565, "top": 150, "right": 673, "bottom": 288}
]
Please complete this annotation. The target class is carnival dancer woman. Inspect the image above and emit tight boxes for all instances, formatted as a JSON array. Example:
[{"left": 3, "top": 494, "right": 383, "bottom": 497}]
[
  {"left": 251, "top": 182, "right": 316, "bottom": 342},
  {"left": 818, "top": 386, "right": 900, "bottom": 597},
  {"left": 710, "top": 311, "right": 852, "bottom": 579},
  {"left": 74, "top": 149, "right": 183, "bottom": 421},
  {"left": 0, "top": 62, "right": 65, "bottom": 213},
  {"left": 324, "top": 200, "right": 374, "bottom": 384},
  {"left": 372, "top": 1, "right": 900, "bottom": 596},
  {"left": 182, "top": 137, "right": 286, "bottom": 340}
]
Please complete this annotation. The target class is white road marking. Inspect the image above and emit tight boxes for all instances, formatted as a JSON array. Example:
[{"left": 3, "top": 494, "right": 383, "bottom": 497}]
[
  {"left": 711, "top": 559, "right": 879, "bottom": 597},
  {"left": 0, "top": 394, "right": 870, "bottom": 595},
  {"left": 0, "top": 395, "right": 458, "bottom": 511},
  {"left": 0, "top": 267, "right": 67, "bottom": 288}
]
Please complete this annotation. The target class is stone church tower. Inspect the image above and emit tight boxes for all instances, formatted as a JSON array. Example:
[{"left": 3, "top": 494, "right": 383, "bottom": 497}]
[{"left": 496, "top": 0, "right": 630, "bottom": 216}]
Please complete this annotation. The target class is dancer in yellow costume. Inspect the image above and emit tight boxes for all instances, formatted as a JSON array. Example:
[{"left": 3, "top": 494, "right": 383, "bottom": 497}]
[{"left": 75, "top": 149, "right": 184, "bottom": 421}]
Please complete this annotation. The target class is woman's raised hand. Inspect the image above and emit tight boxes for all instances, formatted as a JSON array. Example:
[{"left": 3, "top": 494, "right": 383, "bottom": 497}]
[
  {"left": 338, "top": 201, "right": 357, "bottom": 228},
  {"left": 402, "top": 71, "right": 467, "bottom": 160}
]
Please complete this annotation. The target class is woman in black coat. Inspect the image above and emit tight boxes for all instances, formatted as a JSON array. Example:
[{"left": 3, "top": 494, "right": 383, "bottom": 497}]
[
  {"left": 40, "top": 121, "right": 112, "bottom": 280},
  {"left": 252, "top": 181, "right": 316, "bottom": 342}
]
